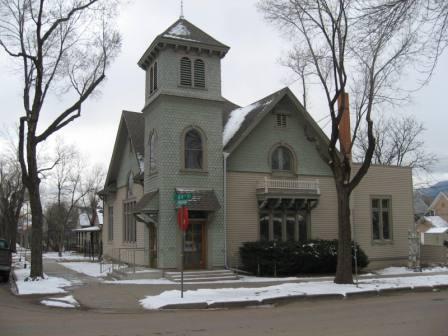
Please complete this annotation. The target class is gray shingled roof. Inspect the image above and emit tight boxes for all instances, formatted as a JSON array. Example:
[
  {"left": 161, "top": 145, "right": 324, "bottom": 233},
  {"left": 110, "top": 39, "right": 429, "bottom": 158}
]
[
  {"left": 175, "top": 188, "right": 221, "bottom": 211},
  {"left": 138, "top": 18, "right": 229, "bottom": 69},
  {"left": 134, "top": 190, "right": 159, "bottom": 213},
  {"left": 122, "top": 111, "right": 145, "bottom": 155},
  {"left": 161, "top": 19, "right": 229, "bottom": 49},
  {"left": 223, "top": 88, "right": 288, "bottom": 150}
]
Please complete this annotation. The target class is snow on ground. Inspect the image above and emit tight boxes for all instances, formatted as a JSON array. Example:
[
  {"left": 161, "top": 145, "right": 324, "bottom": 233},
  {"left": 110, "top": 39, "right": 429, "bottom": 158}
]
[
  {"left": 41, "top": 295, "right": 79, "bottom": 308},
  {"left": 59, "top": 262, "right": 109, "bottom": 278},
  {"left": 103, "top": 279, "right": 175, "bottom": 285},
  {"left": 139, "top": 274, "right": 448, "bottom": 309},
  {"left": 14, "top": 268, "right": 71, "bottom": 295},
  {"left": 376, "top": 266, "right": 448, "bottom": 276},
  {"left": 43, "top": 251, "right": 92, "bottom": 261}
]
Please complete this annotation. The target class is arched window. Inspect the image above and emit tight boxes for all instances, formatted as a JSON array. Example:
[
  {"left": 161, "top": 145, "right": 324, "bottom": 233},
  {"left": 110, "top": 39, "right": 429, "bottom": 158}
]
[
  {"left": 153, "top": 62, "right": 158, "bottom": 91},
  {"left": 184, "top": 129, "right": 203, "bottom": 169},
  {"left": 127, "top": 172, "right": 134, "bottom": 198},
  {"left": 194, "top": 59, "right": 205, "bottom": 88},
  {"left": 148, "top": 131, "right": 157, "bottom": 172},
  {"left": 149, "top": 67, "right": 154, "bottom": 93},
  {"left": 180, "top": 57, "right": 192, "bottom": 86},
  {"left": 271, "top": 146, "right": 293, "bottom": 172}
]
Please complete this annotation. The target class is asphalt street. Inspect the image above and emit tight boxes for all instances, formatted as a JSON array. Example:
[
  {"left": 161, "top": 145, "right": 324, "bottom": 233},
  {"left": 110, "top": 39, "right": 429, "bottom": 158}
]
[{"left": 1, "top": 282, "right": 447, "bottom": 336}]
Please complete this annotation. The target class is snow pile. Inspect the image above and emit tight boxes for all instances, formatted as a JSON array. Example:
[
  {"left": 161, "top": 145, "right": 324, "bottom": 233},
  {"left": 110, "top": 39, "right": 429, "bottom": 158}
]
[
  {"left": 43, "top": 252, "right": 91, "bottom": 261},
  {"left": 426, "top": 227, "right": 448, "bottom": 234},
  {"left": 59, "top": 262, "right": 109, "bottom": 278},
  {"left": 167, "top": 22, "right": 190, "bottom": 36},
  {"left": 139, "top": 274, "right": 448, "bottom": 309},
  {"left": 377, "top": 266, "right": 448, "bottom": 275},
  {"left": 223, "top": 102, "right": 260, "bottom": 146},
  {"left": 14, "top": 268, "right": 71, "bottom": 295},
  {"left": 103, "top": 278, "right": 175, "bottom": 285},
  {"left": 223, "top": 99, "right": 274, "bottom": 146},
  {"left": 41, "top": 295, "right": 79, "bottom": 309},
  {"left": 163, "top": 22, "right": 199, "bottom": 42},
  {"left": 425, "top": 216, "right": 448, "bottom": 228}
]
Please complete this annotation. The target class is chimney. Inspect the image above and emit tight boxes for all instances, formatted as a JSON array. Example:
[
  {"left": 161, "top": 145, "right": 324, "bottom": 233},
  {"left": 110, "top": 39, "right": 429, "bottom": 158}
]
[{"left": 338, "top": 92, "right": 351, "bottom": 158}]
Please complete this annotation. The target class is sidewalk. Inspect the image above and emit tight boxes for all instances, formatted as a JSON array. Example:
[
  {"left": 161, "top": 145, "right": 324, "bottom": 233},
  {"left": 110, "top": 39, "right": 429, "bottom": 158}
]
[{"left": 11, "top": 255, "right": 448, "bottom": 311}]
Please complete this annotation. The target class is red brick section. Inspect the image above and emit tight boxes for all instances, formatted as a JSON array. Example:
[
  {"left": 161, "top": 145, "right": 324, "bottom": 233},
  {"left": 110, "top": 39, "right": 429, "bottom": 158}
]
[{"left": 338, "top": 92, "right": 351, "bottom": 158}]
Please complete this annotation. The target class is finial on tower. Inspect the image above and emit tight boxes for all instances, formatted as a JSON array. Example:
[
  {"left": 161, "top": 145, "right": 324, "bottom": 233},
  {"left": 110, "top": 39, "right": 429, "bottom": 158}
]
[{"left": 180, "top": 0, "right": 185, "bottom": 19}]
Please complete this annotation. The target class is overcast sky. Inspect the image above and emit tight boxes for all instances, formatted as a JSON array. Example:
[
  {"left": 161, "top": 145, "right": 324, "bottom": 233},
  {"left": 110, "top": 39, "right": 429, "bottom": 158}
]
[{"left": 0, "top": 0, "right": 447, "bottom": 186}]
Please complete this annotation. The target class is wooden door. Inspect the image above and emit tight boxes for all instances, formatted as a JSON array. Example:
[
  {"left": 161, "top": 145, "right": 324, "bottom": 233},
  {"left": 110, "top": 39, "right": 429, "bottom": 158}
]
[{"left": 184, "top": 221, "right": 206, "bottom": 269}]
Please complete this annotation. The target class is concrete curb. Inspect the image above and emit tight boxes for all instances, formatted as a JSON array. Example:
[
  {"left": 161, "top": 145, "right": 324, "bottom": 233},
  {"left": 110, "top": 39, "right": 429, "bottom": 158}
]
[{"left": 158, "top": 285, "right": 447, "bottom": 310}]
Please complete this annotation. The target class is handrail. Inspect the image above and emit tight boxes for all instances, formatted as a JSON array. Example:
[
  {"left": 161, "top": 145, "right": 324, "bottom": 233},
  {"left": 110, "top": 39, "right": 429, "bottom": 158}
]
[{"left": 103, "top": 247, "right": 148, "bottom": 274}]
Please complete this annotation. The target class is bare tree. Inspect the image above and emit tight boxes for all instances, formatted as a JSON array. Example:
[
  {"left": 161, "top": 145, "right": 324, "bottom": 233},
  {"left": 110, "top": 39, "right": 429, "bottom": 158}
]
[
  {"left": 361, "top": 0, "right": 448, "bottom": 78},
  {"left": 81, "top": 165, "right": 105, "bottom": 226},
  {"left": 354, "top": 115, "right": 437, "bottom": 170},
  {"left": 45, "top": 141, "right": 89, "bottom": 255},
  {"left": 281, "top": 47, "right": 315, "bottom": 110},
  {"left": 0, "top": 158, "right": 25, "bottom": 252},
  {"left": 0, "top": 0, "right": 121, "bottom": 278},
  {"left": 258, "top": 0, "right": 429, "bottom": 283}
]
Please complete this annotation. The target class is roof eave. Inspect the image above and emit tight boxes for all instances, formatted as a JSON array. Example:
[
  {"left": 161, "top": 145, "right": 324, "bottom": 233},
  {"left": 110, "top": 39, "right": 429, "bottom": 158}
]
[{"left": 138, "top": 36, "right": 229, "bottom": 70}]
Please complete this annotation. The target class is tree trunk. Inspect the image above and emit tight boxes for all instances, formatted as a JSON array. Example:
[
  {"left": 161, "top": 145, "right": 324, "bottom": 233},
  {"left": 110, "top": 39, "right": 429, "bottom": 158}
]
[
  {"left": 334, "top": 185, "right": 353, "bottom": 284},
  {"left": 28, "top": 181, "right": 44, "bottom": 278},
  {"left": 24, "top": 137, "right": 44, "bottom": 279}
]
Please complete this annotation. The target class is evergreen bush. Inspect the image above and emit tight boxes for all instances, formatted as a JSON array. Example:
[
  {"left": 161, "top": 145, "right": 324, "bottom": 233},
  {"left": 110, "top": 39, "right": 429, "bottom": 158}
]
[{"left": 239, "top": 239, "right": 369, "bottom": 276}]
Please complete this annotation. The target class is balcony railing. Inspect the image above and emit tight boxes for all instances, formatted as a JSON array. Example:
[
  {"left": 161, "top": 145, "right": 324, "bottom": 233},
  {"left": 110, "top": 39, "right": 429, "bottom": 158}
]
[{"left": 257, "top": 177, "right": 320, "bottom": 195}]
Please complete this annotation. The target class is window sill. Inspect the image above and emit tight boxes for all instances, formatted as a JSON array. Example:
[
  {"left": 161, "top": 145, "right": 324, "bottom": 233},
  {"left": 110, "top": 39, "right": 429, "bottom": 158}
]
[
  {"left": 178, "top": 84, "right": 208, "bottom": 91},
  {"left": 179, "top": 169, "right": 208, "bottom": 176},
  {"left": 271, "top": 171, "right": 297, "bottom": 178},
  {"left": 372, "top": 239, "right": 394, "bottom": 246}
]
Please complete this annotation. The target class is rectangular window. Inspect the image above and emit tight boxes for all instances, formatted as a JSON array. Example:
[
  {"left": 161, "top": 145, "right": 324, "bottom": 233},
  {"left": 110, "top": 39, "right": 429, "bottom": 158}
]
[
  {"left": 259, "top": 209, "right": 307, "bottom": 242},
  {"left": 371, "top": 198, "right": 392, "bottom": 242},
  {"left": 273, "top": 211, "right": 282, "bottom": 241},
  {"left": 260, "top": 212, "right": 269, "bottom": 241},
  {"left": 123, "top": 201, "right": 137, "bottom": 243},
  {"left": 286, "top": 214, "right": 296, "bottom": 242},
  {"left": 108, "top": 206, "right": 114, "bottom": 241}
]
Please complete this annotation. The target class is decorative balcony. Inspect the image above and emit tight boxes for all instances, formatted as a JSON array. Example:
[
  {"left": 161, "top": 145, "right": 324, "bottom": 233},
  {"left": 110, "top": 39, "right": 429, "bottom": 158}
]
[{"left": 256, "top": 177, "right": 320, "bottom": 198}]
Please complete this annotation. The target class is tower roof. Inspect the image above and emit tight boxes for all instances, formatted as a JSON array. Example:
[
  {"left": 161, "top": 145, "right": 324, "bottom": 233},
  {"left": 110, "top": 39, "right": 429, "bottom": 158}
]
[{"left": 138, "top": 18, "right": 229, "bottom": 70}]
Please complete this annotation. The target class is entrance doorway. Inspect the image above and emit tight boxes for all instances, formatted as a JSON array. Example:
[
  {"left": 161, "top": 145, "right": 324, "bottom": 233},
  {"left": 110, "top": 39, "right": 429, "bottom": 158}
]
[{"left": 184, "top": 220, "right": 206, "bottom": 269}]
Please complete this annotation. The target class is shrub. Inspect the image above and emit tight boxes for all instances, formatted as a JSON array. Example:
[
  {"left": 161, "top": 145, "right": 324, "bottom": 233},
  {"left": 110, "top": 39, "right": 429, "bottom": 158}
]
[{"left": 239, "top": 239, "right": 369, "bottom": 276}]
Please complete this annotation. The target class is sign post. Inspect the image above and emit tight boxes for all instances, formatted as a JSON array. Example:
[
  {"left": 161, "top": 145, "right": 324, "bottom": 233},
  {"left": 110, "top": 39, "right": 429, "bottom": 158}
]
[{"left": 175, "top": 192, "right": 191, "bottom": 298}]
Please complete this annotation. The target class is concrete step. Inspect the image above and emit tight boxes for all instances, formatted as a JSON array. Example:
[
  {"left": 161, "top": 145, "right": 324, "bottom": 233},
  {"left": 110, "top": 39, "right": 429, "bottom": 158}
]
[{"left": 165, "top": 269, "right": 239, "bottom": 283}]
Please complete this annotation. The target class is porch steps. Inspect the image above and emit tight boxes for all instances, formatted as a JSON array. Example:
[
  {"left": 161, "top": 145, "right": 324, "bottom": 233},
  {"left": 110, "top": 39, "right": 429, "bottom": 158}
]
[{"left": 165, "top": 269, "right": 240, "bottom": 283}]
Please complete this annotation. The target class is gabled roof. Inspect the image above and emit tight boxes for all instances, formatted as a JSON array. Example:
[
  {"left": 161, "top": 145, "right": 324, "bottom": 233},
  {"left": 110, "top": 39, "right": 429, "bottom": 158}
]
[
  {"left": 138, "top": 18, "right": 230, "bottom": 70},
  {"left": 223, "top": 87, "right": 331, "bottom": 157},
  {"left": 414, "top": 191, "right": 429, "bottom": 215},
  {"left": 424, "top": 216, "right": 448, "bottom": 228},
  {"left": 104, "top": 111, "right": 144, "bottom": 189},
  {"left": 122, "top": 111, "right": 145, "bottom": 155},
  {"left": 162, "top": 19, "right": 228, "bottom": 49},
  {"left": 428, "top": 192, "right": 448, "bottom": 211}
]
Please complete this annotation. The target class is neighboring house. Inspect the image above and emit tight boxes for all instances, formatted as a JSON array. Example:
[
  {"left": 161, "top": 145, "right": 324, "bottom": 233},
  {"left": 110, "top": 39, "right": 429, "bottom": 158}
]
[
  {"left": 416, "top": 216, "right": 448, "bottom": 264},
  {"left": 100, "top": 17, "right": 414, "bottom": 271},
  {"left": 74, "top": 207, "right": 103, "bottom": 257},
  {"left": 427, "top": 192, "right": 448, "bottom": 220},
  {"left": 414, "top": 191, "right": 430, "bottom": 221}
]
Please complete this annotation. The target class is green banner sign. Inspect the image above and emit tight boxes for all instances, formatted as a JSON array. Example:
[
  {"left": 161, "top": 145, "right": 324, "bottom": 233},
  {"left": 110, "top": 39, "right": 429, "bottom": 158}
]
[{"left": 174, "top": 193, "right": 193, "bottom": 201}]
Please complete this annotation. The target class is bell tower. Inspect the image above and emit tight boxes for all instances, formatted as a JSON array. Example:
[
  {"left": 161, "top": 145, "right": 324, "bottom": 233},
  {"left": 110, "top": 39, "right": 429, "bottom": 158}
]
[
  {"left": 137, "top": 19, "right": 230, "bottom": 269},
  {"left": 138, "top": 18, "right": 229, "bottom": 106}
]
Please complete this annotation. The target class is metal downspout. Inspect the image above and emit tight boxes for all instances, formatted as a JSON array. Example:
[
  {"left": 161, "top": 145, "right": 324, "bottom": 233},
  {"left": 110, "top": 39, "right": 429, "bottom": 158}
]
[{"left": 223, "top": 152, "right": 230, "bottom": 269}]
